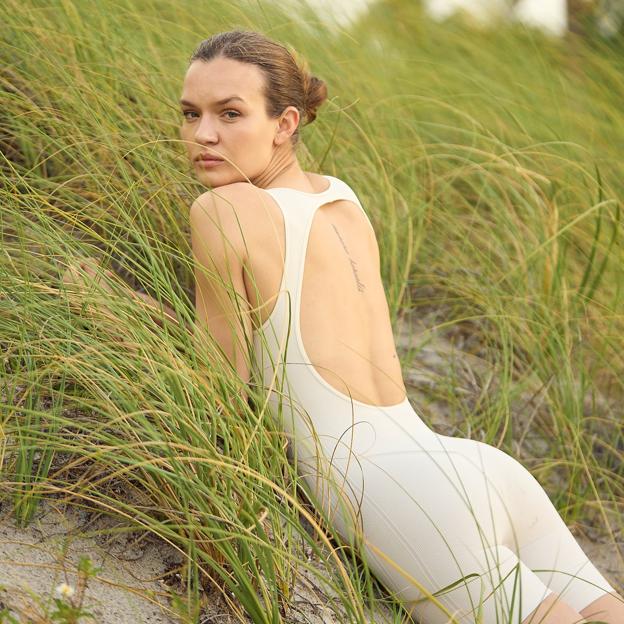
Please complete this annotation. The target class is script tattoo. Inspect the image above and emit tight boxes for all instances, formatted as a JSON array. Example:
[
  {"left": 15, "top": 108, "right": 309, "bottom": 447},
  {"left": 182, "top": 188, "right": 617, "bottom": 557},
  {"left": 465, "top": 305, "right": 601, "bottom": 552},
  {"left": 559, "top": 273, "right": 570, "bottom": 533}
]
[{"left": 331, "top": 223, "right": 366, "bottom": 292}]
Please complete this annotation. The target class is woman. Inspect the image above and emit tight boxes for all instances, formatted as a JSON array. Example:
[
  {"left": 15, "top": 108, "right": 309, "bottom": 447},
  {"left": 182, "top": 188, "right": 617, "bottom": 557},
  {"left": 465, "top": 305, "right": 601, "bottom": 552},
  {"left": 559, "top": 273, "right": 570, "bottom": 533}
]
[{"left": 67, "top": 29, "right": 622, "bottom": 624}]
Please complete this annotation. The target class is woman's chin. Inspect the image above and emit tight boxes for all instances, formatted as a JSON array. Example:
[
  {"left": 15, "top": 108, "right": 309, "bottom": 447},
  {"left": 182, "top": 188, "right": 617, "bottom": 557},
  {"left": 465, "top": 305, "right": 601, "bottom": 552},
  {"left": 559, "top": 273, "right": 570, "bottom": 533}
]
[
  {"left": 197, "top": 170, "right": 248, "bottom": 188},
  {"left": 196, "top": 167, "right": 221, "bottom": 182}
]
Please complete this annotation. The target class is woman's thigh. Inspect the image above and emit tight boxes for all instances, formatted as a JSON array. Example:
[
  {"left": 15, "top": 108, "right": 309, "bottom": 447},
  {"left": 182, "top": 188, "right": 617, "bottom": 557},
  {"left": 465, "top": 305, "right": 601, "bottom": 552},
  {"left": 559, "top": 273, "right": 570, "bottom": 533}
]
[
  {"left": 437, "top": 438, "right": 617, "bottom": 614},
  {"left": 329, "top": 441, "right": 556, "bottom": 623},
  {"left": 305, "top": 431, "right": 616, "bottom": 621}
]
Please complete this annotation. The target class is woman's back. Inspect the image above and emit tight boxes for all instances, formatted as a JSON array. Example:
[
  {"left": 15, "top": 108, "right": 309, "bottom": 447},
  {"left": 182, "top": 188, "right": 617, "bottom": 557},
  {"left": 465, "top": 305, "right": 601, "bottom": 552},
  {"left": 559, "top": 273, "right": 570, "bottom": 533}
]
[{"left": 244, "top": 173, "right": 407, "bottom": 408}]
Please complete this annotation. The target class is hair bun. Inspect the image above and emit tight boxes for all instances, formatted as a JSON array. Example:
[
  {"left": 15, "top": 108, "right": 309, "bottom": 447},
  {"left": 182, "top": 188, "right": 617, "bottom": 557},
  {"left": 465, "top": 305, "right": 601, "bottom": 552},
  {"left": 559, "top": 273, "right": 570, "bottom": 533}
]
[{"left": 302, "top": 73, "right": 328, "bottom": 125}]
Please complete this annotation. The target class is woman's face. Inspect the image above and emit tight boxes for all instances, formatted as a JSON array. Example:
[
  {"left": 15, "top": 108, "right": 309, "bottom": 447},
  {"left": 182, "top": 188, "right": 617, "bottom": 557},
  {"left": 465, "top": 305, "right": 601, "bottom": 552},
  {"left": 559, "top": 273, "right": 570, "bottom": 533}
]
[{"left": 179, "top": 56, "right": 291, "bottom": 187}]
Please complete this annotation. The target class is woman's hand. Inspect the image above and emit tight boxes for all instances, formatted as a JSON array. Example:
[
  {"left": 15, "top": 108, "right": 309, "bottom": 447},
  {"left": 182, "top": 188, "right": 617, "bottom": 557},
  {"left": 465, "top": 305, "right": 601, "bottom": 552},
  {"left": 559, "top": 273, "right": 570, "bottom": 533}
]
[
  {"left": 63, "top": 258, "right": 113, "bottom": 291},
  {"left": 61, "top": 257, "right": 116, "bottom": 295}
]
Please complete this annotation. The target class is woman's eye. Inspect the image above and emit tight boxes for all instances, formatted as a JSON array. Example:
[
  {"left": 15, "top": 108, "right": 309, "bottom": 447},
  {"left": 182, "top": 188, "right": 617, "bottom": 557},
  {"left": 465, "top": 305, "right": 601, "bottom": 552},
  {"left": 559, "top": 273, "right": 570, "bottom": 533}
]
[{"left": 181, "top": 110, "right": 239, "bottom": 120}]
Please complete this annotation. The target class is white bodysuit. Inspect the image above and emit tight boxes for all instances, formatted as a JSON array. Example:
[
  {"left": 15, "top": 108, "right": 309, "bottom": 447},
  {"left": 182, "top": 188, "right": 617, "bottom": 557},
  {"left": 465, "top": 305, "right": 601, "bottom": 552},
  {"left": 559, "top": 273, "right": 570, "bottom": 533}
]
[{"left": 250, "top": 175, "right": 616, "bottom": 623}]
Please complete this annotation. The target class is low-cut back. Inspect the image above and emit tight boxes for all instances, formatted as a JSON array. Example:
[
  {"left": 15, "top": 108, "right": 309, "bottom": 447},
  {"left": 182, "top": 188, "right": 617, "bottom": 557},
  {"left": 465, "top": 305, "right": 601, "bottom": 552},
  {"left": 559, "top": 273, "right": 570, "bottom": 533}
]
[{"left": 254, "top": 176, "right": 406, "bottom": 407}]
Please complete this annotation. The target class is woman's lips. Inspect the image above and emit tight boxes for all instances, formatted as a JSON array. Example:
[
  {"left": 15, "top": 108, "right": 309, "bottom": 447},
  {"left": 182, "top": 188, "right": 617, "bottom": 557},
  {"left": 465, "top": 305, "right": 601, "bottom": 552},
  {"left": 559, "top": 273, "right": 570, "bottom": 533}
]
[{"left": 197, "top": 158, "right": 223, "bottom": 168}]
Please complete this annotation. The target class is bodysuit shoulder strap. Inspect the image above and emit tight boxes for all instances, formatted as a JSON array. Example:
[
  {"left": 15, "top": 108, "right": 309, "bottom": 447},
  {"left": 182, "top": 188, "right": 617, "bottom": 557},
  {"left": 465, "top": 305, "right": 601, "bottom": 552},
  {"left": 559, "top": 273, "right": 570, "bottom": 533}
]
[
  {"left": 328, "top": 176, "right": 376, "bottom": 235},
  {"left": 262, "top": 176, "right": 375, "bottom": 302}
]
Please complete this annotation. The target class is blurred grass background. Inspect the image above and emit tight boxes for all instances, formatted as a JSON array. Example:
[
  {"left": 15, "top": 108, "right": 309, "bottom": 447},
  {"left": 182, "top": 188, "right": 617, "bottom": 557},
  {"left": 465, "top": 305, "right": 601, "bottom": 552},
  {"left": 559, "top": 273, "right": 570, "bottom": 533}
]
[{"left": 1, "top": 0, "right": 622, "bottom": 621}]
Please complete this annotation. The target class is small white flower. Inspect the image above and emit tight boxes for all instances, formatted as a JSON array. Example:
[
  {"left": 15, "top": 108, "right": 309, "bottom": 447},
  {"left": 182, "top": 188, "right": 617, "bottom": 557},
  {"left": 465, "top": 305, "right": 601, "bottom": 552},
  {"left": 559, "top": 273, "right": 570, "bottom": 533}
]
[{"left": 55, "top": 582, "right": 75, "bottom": 599}]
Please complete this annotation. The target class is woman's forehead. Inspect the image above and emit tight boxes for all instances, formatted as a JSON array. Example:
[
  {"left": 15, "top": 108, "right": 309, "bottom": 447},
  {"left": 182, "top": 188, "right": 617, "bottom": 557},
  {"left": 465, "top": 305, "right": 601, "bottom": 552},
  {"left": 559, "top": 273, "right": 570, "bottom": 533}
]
[{"left": 182, "top": 58, "right": 264, "bottom": 102}]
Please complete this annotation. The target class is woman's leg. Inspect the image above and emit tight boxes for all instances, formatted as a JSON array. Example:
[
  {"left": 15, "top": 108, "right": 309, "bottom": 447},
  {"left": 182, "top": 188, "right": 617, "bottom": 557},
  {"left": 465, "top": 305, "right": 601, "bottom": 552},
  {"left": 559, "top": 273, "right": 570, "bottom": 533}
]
[
  {"left": 520, "top": 590, "right": 624, "bottom": 624},
  {"left": 579, "top": 591, "right": 624, "bottom": 624},
  {"left": 305, "top": 415, "right": 617, "bottom": 623},
  {"left": 472, "top": 442, "right": 618, "bottom": 620},
  {"left": 323, "top": 442, "right": 568, "bottom": 624},
  {"left": 520, "top": 592, "right": 586, "bottom": 624}
]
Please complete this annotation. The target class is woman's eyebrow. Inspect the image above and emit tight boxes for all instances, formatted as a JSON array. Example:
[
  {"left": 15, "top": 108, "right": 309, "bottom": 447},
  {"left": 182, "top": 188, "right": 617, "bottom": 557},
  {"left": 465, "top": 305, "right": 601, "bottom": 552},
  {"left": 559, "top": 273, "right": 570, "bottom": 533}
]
[{"left": 179, "top": 95, "right": 247, "bottom": 107}]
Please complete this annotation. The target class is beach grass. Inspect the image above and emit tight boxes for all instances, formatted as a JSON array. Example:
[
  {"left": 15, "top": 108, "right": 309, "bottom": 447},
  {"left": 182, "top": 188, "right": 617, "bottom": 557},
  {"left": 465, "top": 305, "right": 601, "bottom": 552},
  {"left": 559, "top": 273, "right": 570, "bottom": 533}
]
[{"left": 1, "top": 0, "right": 622, "bottom": 622}]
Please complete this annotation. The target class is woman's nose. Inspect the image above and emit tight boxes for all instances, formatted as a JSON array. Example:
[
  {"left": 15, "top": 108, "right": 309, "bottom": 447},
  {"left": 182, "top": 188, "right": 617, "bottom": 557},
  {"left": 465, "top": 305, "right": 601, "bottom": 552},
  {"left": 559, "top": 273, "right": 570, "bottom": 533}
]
[{"left": 193, "top": 115, "right": 219, "bottom": 143}]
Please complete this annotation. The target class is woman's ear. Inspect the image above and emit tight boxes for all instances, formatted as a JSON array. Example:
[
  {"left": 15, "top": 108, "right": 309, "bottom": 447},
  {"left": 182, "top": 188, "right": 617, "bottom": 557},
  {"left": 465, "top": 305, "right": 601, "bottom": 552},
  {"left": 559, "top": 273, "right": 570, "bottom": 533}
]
[{"left": 274, "top": 105, "right": 300, "bottom": 146}]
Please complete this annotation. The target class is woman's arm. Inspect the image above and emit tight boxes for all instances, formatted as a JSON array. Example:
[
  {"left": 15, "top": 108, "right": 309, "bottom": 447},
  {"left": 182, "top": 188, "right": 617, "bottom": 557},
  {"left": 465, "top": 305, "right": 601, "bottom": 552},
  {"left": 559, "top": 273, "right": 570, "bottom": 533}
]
[
  {"left": 62, "top": 257, "right": 181, "bottom": 328},
  {"left": 130, "top": 290, "right": 180, "bottom": 328}
]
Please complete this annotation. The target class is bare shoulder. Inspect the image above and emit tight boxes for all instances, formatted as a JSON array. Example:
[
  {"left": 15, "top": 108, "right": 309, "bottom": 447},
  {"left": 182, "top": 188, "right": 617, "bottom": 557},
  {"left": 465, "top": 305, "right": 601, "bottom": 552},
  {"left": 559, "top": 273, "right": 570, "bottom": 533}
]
[
  {"left": 190, "top": 181, "right": 258, "bottom": 217},
  {"left": 189, "top": 182, "right": 266, "bottom": 232},
  {"left": 189, "top": 182, "right": 261, "bottom": 259}
]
